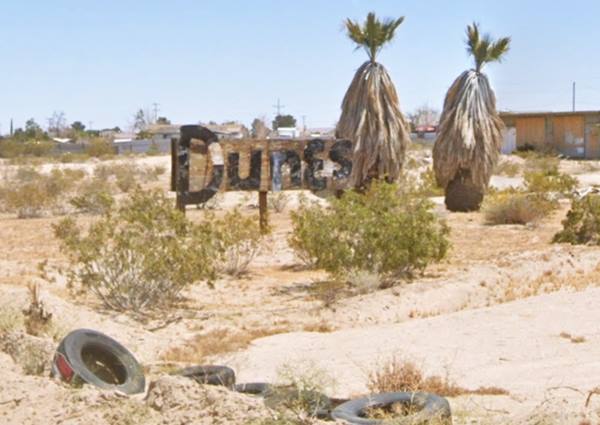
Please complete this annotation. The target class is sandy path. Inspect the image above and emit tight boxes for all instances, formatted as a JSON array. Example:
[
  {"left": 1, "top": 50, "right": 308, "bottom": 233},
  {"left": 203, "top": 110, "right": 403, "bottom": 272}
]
[{"left": 228, "top": 287, "right": 600, "bottom": 404}]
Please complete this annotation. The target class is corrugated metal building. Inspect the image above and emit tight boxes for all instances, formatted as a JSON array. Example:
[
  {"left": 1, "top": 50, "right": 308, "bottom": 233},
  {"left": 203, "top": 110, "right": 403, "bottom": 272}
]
[{"left": 500, "top": 111, "right": 600, "bottom": 158}]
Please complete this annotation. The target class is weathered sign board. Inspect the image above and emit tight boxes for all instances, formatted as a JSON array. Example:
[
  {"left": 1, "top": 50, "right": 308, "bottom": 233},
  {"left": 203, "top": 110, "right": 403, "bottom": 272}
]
[{"left": 171, "top": 125, "right": 353, "bottom": 211}]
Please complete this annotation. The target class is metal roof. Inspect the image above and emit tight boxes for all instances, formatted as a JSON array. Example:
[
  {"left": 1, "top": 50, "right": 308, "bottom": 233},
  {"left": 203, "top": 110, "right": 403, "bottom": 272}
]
[{"left": 499, "top": 110, "right": 600, "bottom": 118}]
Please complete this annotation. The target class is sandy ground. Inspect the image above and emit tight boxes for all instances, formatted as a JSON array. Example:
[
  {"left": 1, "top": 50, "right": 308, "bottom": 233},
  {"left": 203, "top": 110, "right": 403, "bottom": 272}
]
[{"left": 2, "top": 153, "right": 600, "bottom": 423}]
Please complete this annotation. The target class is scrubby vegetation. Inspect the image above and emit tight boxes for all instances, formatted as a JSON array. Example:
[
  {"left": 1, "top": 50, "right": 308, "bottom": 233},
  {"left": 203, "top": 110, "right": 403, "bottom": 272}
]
[
  {"left": 483, "top": 192, "right": 555, "bottom": 225},
  {"left": 54, "top": 189, "right": 267, "bottom": 316},
  {"left": 368, "top": 357, "right": 508, "bottom": 397},
  {"left": 524, "top": 167, "right": 577, "bottom": 196},
  {"left": 216, "top": 209, "right": 263, "bottom": 277},
  {"left": 554, "top": 194, "right": 600, "bottom": 245},
  {"left": 69, "top": 177, "right": 115, "bottom": 214},
  {"left": 0, "top": 168, "right": 84, "bottom": 218},
  {"left": 268, "top": 192, "right": 290, "bottom": 213},
  {"left": 483, "top": 159, "right": 576, "bottom": 225},
  {"left": 289, "top": 181, "right": 450, "bottom": 286},
  {"left": 54, "top": 189, "right": 223, "bottom": 315}
]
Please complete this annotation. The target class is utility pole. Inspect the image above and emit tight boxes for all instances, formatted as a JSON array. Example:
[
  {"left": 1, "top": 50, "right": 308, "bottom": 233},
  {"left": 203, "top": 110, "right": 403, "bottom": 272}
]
[
  {"left": 302, "top": 115, "right": 307, "bottom": 134},
  {"left": 272, "top": 98, "right": 285, "bottom": 116},
  {"left": 572, "top": 81, "right": 576, "bottom": 112},
  {"left": 9, "top": 119, "right": 13, "bottom": 137},
  {"left": 152, "top": 102, "right": 160, "bottom": 124}
]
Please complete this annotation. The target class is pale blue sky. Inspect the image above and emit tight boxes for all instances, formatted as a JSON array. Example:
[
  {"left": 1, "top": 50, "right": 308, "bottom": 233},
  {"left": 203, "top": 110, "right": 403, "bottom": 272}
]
[{"left": 2, "top": 0, "right": 599, "bottom": 132}]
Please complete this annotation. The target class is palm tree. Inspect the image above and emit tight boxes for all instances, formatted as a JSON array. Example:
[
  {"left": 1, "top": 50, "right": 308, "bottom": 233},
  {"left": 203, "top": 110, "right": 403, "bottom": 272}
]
[
  {"left": 433, "top": 23, "right": 510, "bottom": 211},
  {"left": 336, "top": 12, "right": 411, "bottom": 188}
]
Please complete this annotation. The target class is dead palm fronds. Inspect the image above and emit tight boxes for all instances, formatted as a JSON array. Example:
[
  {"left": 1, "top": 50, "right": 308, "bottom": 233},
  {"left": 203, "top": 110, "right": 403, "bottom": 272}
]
[
  {"left": 336, "top": 12, "right": 411, "bottom": 188},
  {"left": 433, "top": 23, "right": 510, "bottom": 211}
]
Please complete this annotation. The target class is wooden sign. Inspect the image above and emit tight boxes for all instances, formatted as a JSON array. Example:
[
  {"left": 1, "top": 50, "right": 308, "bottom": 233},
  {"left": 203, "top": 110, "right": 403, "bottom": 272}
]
[{"left": 171, "top": 125, "right": 353, "bottom": 209}]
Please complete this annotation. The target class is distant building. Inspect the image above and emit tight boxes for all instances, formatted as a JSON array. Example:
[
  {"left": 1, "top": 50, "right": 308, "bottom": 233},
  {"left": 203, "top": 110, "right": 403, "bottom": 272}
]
[
  {"left": 145, "top": 124, "right": 180, "bottom": 143},
  {"left": 51, "top": 137, "right": 73, "bottom": 144},
  {"left": 274, "top": 127, "right": 300, "bottom": 139},
  {"left": 500, "top": 110, "right": 600, "bottom": 158},
  {"left": 307, "top": 127, "right": 335, "bottom": 139},
  {"left": 204, "top": 123, "right": 249, "bottom": 140}
]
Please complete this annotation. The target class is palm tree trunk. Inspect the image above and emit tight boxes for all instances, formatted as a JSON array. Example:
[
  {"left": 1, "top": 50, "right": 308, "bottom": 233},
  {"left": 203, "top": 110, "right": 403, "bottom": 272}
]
[{"left": 444, "top": 169, "right": 484, "bottom": 212}]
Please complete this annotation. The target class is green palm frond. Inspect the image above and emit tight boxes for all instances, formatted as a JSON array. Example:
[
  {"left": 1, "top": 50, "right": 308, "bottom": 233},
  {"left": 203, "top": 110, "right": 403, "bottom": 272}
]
[
  {"left": 345, "top": 12, "right": 404, "bottom": 62},
  {"left": 466, "top": 22, "right": 511, "bottom": 72}
]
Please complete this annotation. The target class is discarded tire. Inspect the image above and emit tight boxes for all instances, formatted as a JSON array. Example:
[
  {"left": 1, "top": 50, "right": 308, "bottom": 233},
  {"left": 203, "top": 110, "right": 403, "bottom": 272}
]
[
  {"left": 51, "top": 329, "right": 145, "bottom": 394},
  {"left": 236, "top": 382, "right": 341, "bottom": 419},
  {"left": 235, "top": 382, "right": 273, "bottom": 395},
  {"left": 174, "top": 365, "right": 236, "bottom": 388},
  {"left": 331, "top": 392, "right": 452, "bottom": 425}
]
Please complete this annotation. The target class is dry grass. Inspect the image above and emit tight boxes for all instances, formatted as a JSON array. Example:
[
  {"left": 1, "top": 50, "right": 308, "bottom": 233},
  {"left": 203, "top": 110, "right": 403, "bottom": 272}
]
[
  {"left": 483, "top": 192, "right": 555, "bottom": 225},
  {"left": 500, "top": 264, "right": 600, "bottom": 303},
  {"left": 367, "top": 358, "right": 508, "bottom": 397},
  {"left": 161, "top": 327, "right": 292, "bottom": 363},
  {"left": 494, "top": 159, "right": 522, "bottom": 177},
  {"left": 301, "top": 322, "right": 334, "bottom": 333},
  {"left": 559, "top": 332, "right": 586, "bottom": 344}
]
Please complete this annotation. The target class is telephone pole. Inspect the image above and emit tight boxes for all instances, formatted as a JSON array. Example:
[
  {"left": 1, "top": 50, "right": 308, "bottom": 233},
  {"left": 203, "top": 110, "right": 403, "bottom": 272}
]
[
  {"left": 152, "top": 103, "right": 160, "bottom": 123},
  {"left": 272, "top": 98, "right": 285, "bottom": 116},
  {"left": 572, "top": 82, "right": 576, "bottom": 112}
]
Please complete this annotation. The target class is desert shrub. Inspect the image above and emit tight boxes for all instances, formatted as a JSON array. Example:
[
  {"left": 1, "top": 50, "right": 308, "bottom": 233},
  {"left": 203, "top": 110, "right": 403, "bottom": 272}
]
[
  {"left": 347, "top": 269, "right": 381, "bottom": 294},
  {"left": 215, "top": 209, "right": 263, "bottom": 277},
  {"left": 0, "top": 140, "right": 55, "bottom": 158},
  {"left": 59, "top": 152, "right": 90, "bottom": 163},
  {"left": 152, "top": 165, "right": 166, "bottom": 176},
  {"left": 289, "top": 181, "right": 450, "bottom": 283},
  {"left": 0, "top": 167, "right": 87, "bottom": 217},
  {"left": 524, "top": 167, "right": 577, "bottom": 196},
  {"left": 483, "top": 192, "right": 555, "bottom": 225},
  {"left": 268, "top": 192, "right": 289, "bottom": 213},
  {"left": 519, "top": 151, "right": 560, "bottom": 173},
  {"left": 263, "top": 362, "right": 335, "bottom": 423},
  {"left": 70, "top": 178, "right": 115, "bottom": 214},
  {"left": 85, "top": 138, "right": 115, "bottom": 157},
  {"left": 0, "top": 307, "right": 24, "bottom": 335},
  {"left": 54, "top": 189, "right": 222, "bottom": 315},
  {"left": 554, "top": 194, "right": 600, "bottom": 245},
  {"left": 416, "top": 168, "right": 443, "bottom": 197},
  {"left": 0, "top": 167, "right": 80, "bottom": 217},
  {"left": 60, "top": 168, "right": 87, "bottom": 181},
  {"left": 4, "top": 184, "right": 52, "bottom": 218},
  {"left": 94, "top": 163, "right": 143, "bottom": 191},
  {"left": 14, "top": 166, "right": 42, "bottom": 183},
  {"left": 368, "top": 358, "right": 508, "bottom": 397},
  {"left": 494, "top": 159, "right": 521, "bottom": 177},
  {"left": 116, "top": 170, "right": 138, "bottom": 192}
]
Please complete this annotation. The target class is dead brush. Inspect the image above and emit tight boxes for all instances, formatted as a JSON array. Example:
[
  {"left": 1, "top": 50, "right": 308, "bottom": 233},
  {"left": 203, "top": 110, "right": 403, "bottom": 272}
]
[
  {"left": 268, "top": 192, "right": 290, "bottom": 213},
  {"left": 500, "top": 263, "right": 600, "bottom": 303},
  {"left": 161, "top": 327, "right": 291, "bottom": 364},
  {"left": 215, "top": 209, "right": 264, "bottom": 277},
  {"left": 483, "top": 191, "right": 555, "bottom": 225},
  {"left": 368, "top": 358, "right": 508, "bottom": 397},
  {"left": 22, "top": 282, "right": 52, "bottom": 337}
]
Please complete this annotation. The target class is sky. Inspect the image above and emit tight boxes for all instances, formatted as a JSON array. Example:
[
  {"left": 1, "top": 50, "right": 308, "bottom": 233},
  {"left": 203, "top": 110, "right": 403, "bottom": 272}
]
[{"left": 2, "top": 0, "right": 600, "bottom": 133}]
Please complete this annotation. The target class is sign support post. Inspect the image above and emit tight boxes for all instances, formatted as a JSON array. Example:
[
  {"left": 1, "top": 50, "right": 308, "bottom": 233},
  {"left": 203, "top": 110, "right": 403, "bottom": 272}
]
[{"left": 258, "top": 191, "right": 268, "bottom": 234}]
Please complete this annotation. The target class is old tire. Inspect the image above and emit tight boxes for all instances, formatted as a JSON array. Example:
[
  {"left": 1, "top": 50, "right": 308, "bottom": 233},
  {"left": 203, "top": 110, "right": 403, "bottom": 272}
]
[
  {"left": 174, "top": 365, "right": 236, "bottom": 388},
  {"left": 51, "top": 329, "right": 145, "bottom": 394},
  {"left": 235, "top": 382, "right": 273, "bottom": 395},
  {"left": 330, "top": 392, "right": 452, "bottom": 425}
]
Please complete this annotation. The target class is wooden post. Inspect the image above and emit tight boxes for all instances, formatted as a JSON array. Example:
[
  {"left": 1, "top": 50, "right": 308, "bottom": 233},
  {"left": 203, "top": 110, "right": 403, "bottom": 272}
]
[{"left": 259, "top": 191, "right": 268, "bottom": 234}]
